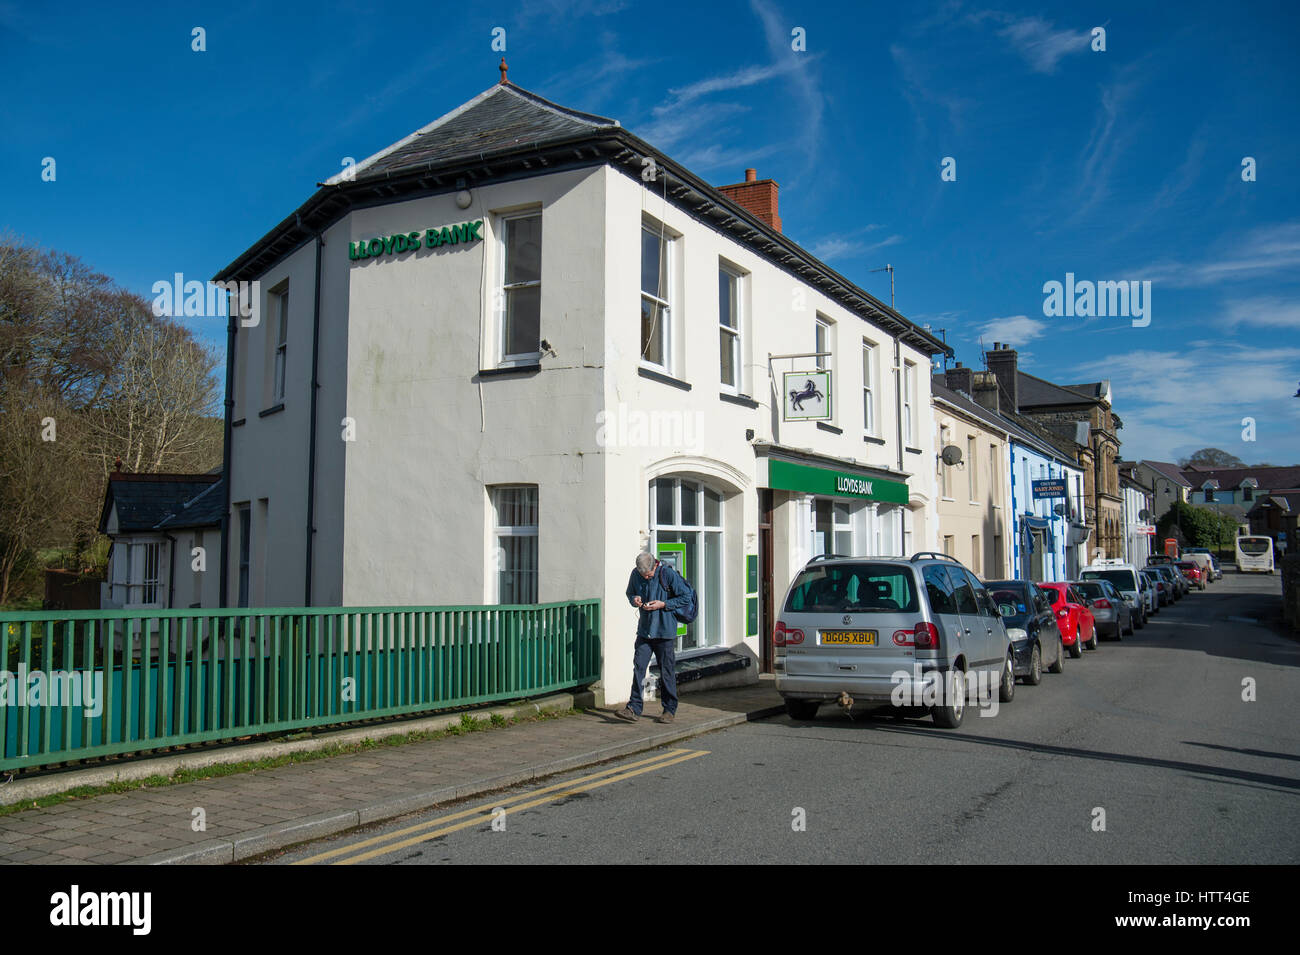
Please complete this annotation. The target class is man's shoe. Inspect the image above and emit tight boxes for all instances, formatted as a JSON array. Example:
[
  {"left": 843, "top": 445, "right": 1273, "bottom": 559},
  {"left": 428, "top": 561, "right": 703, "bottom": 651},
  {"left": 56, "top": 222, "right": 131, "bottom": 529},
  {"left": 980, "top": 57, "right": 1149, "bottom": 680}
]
[
  {"left": 656, "top": 712, "right": 675, "bottom": 724},
  {"left": 614, "top": 706, "right": 639, "bottom": 722}
]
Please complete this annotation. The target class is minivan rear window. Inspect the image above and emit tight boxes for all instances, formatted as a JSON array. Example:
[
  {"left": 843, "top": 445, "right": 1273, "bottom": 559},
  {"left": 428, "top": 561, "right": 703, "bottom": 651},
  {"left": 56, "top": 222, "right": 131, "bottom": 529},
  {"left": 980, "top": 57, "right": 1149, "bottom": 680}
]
[
  {"left": 785, "top": 563, "right": 920, "bottom": 614},
  {"left": 1082, "top": 569, "right": 1137, "bottom": 592}
]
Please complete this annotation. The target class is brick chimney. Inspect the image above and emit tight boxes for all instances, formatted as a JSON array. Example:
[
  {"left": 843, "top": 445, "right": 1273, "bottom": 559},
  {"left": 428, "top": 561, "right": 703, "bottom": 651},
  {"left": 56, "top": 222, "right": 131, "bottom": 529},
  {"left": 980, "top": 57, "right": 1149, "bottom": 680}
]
[
  {"left": 972, "top": 370, "right": 1001, "bottom": 414},
  {"left": 944, "top": 362, "right": 974, "bottom": 397},
  {"left": 716, "top": 168, "right": 781, "bottom": 233},
  {"left": 985, "top": 342, "right": 1019, "bottom": 413}
]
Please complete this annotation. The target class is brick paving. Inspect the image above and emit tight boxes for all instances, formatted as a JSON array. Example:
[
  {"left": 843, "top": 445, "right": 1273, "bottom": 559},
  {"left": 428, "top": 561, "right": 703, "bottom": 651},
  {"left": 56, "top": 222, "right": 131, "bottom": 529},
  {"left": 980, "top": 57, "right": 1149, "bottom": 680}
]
[{"left": 0, "top": 683, "right": 782, "bottom": 864}]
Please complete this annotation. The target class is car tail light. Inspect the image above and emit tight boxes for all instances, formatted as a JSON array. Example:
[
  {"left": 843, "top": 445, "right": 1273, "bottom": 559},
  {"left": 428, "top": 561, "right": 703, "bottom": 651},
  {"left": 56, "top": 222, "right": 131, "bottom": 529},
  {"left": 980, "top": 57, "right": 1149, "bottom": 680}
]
[
  {"left": 1094, "top": 598, "right": 1112, "bottom": 609},
  {"left": 774, "top": 621, "right": 803, "bottom": 647},
  {"left": 912, "top": 621, "right": 940, "bottom": 650}
]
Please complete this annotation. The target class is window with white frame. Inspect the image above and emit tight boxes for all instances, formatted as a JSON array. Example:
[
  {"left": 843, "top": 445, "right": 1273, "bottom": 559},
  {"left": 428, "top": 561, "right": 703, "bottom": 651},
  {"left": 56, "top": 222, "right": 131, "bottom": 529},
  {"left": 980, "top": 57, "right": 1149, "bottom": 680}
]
[
  {"left": 272, "top": 288, "right": 288, "bottom": 404},
  {"left": 903, "top": 360, "right": 916, "bottom": 444},
  {"left": 498, "top": 212, "right": 542, "bottom": 363},
  {"left": 939, "top": 450, "right": 952, "bottom": 498},
  {"left": 718, "top": 263, "right": 743, "bottom": 390},
  {"left": 989, "top": 443, "right": 999, "bottom": 505},
  {"left": 640, "top": 223, "right": 673, "bottom": 370},
  {"left": 815, "top": 316, "right": 831, "bottom": 370},
  {"left": 862, "top": 339, "right": 876, "bottom": 434},
  {"left": 649, "top": 478, "right": 724, "bottom": 653},
  {"left": 493, "top": 486, "right": 538, "bottom": 603},
  {"left": 968, "top": 436, "right": 978, "bottom": 501},
  {"left": 114, "top": 538, "right": 166, "bottom": 607}
]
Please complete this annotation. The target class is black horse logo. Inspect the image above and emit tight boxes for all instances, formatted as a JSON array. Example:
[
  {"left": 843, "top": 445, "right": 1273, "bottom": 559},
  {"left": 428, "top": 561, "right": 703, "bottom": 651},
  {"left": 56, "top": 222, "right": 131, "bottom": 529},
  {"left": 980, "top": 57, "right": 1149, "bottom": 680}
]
[{"left": 790, "top": 378, "right": 824, "bottom": 411}]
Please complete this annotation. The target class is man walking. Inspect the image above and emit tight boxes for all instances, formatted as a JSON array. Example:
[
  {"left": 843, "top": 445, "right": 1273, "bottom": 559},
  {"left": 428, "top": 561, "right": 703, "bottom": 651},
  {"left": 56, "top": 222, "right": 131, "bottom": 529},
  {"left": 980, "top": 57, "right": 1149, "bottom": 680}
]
[{"left": 616, "top": 552, "right": 690, "bottom": 724}]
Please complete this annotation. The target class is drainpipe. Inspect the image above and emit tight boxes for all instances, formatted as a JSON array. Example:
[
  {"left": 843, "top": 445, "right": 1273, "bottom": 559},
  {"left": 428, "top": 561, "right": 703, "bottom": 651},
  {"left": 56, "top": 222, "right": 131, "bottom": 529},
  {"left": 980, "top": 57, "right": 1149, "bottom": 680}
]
[
  {"left": 304, "top": 226, "right": 324, "bottom": 606},
  {"left": 164, "top": 532, "right": 177, "bottom": 609},
  {"left": 219, "top": 292, "right": 237, "bottom": 608},
  {"left": 895, "top": 336, "right": 905, "bottom": 551}
]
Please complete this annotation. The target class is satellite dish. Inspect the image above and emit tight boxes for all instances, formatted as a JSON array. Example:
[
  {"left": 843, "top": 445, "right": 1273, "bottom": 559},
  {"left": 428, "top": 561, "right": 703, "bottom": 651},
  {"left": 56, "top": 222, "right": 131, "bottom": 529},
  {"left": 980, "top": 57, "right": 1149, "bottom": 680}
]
[
  {"left": 1139, "top": 509, "right": 1153, "bottom": 521},
  {"left": 1053, "top": 503, "right": 1067, "bottom": 516},
  {"left": 941, "top": 445, "right": 963, "bottom": 466}
]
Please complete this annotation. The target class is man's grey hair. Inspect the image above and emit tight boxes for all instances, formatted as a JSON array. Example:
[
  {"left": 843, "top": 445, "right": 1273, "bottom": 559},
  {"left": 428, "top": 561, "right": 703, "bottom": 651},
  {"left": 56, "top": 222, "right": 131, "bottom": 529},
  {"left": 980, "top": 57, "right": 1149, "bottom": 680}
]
[{"left": 635, "top": 552, "right": 657, "bottom": 574}]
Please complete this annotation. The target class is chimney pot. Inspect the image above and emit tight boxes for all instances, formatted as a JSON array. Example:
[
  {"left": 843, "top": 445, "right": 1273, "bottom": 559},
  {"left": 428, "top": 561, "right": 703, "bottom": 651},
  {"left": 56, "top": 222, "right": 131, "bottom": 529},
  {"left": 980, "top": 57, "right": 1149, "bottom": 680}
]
[{"left": 745, "top": 168, "right": 757, "bottom": 182}]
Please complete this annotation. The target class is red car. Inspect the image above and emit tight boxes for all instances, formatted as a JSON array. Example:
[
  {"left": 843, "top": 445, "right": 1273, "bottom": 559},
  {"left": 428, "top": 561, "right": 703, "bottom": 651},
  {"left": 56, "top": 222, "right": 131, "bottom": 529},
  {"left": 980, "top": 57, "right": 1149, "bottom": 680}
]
[
  {"left": 1175, "top": 561, "right": 1205, "bottom": 590},
  {"left": 1038, "top": 582, "right": 1097, "bottom": 657}
]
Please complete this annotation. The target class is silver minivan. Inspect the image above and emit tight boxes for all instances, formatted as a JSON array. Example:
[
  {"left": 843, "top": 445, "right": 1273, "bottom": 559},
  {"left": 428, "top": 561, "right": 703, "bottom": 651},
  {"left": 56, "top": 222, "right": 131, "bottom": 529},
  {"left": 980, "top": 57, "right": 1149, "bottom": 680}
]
[{"left": 775, "top": 553, "right": 1014, "bottom": 729}]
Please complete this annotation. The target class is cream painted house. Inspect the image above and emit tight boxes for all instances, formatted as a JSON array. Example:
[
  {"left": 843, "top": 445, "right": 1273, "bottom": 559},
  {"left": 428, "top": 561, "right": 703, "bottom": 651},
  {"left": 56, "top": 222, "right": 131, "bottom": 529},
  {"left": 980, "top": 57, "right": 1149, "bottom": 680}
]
[
  {"left": 931, "top": 369, "right": 1013, "bottom": 580},
  {"left": 212, "top": 74, "right": 950, "bottom": 697}
]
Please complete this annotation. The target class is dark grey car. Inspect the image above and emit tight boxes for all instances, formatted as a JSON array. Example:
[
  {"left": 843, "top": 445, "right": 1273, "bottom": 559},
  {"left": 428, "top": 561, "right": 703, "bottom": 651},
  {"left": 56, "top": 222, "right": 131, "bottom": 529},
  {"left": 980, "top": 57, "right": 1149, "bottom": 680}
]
[
  {"left": 985, "top": 580, "right": 1065, "bottom": 684},
  {"left": 1072, "top": 579, "right": 1132, "bottom": 639}
]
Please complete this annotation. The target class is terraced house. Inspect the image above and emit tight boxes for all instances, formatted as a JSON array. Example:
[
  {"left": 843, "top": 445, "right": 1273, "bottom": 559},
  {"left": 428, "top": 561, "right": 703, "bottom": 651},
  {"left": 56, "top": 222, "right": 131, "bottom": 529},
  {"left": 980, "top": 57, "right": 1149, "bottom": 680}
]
[{"left": 211, "top": 66, "right": 950, "bottom": 694}]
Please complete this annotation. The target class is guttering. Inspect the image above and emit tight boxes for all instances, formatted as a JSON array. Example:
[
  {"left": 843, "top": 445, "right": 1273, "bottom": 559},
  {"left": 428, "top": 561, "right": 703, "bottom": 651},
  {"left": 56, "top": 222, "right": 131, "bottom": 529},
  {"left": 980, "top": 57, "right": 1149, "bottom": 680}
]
[{"left": 304, "top": 224, "right": 323, "bottom": 606}]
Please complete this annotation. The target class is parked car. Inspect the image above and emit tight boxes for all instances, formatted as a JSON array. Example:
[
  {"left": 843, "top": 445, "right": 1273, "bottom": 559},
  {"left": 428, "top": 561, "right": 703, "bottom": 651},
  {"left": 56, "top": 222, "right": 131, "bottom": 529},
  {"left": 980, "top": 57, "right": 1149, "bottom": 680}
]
[
  {"left": 1182, "top": 551, "right": 1215, "bottom": 584},
  {"left": 1149, "top": 564, "right": 1184, "bottom": 600},
  {"left": 1183, "top": 547, "right": 1222, "bottom": 581},
  {"left": 1146, "top": 555, "right": 1176, "bottom": 567},
  {"left": 985, "top": 579, "right": 1065, "bottom": 684},
  {"left": 1166, "top": 563, "right": 1192, "bottom": 596},
  {"left": 1071, "top": 578, "right": 1133, "bottom": 639},
  {"left": 1038, "top": 582, "right": 1097, "bottom": 655},
  {"left": 1081, "top": 560, "right": 1147, "bottom": 629},
  {"left": 774, "top": 553, "right": 1015, "bottom": 729},
  {"left": 1176, "top": 560, "right": 1206, "bottom": 590},
  {"left": 1141, "top": 568, "right": 1171, "bottom": 608}
]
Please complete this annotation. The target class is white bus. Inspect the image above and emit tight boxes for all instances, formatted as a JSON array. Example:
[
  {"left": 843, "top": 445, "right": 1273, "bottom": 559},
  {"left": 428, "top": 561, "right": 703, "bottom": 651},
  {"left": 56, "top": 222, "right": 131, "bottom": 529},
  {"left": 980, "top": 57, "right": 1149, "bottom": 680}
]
[{"left": 1235, "top": 535, "right": 1275, "bottom": 573}]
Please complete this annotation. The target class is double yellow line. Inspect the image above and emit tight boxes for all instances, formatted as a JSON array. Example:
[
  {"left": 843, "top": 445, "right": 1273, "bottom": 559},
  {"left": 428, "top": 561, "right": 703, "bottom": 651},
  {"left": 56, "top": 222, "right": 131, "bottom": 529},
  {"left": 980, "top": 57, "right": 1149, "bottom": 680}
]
[{"left": 292, "top": 747, "right": 709, "bottom": 865}]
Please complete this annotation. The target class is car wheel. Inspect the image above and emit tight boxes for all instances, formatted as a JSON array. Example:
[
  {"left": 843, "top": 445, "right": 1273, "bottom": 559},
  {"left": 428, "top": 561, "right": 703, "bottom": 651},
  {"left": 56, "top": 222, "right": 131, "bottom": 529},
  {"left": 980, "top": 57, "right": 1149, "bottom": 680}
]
[
  {"left": 999, "top": 654, "right": 1016, "bottom": 703},
  {"left": 1135, "top": 610, "right": 1145, "bottom": 630},
  {"left": 931, "top": 669, "right": 965, "bottom": 729},
  {"left": 784, "top": 698, "right": 820, "bottom": 721},
  {"left": 1048, "top": 640, "right": 1065, "bottom": 674},
  {"left": 1068, "top": 632, "right": 1083, "bottom": 658},
  {"left": 1025, "top": 644, "right": 1042, "bottom": 686},
  {"left": 1086, "top": 628, "right": 1098, "bottom": 651}
]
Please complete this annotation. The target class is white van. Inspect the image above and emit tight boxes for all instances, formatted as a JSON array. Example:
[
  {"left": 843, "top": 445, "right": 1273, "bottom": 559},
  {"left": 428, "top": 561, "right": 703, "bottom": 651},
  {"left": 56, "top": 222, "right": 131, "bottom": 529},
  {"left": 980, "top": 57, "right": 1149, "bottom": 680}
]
[{"left": 1080, "top": 560, "right": 1148, "bottom": 629}]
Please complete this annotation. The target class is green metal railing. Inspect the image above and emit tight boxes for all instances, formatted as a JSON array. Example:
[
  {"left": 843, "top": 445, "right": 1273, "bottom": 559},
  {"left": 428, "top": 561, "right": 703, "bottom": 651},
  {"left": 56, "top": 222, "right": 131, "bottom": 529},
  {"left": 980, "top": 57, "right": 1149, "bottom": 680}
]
[{"left": 0, "top": 601, "right": 601, "bottom": 773}]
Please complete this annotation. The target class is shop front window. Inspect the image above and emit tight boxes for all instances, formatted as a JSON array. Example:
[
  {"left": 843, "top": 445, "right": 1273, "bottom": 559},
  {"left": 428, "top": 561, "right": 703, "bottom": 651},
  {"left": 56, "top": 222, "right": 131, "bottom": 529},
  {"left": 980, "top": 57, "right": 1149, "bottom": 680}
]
[{"left": 649, "top": 477, "right": 724, "bottom": 652}]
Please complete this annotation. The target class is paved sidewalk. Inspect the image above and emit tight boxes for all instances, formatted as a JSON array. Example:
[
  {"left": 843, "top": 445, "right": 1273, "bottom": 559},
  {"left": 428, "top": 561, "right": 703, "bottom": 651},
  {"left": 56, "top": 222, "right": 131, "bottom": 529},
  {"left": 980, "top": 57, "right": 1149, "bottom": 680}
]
[{"left": 0, "top": 682, "right": 783, "bottom": 864}]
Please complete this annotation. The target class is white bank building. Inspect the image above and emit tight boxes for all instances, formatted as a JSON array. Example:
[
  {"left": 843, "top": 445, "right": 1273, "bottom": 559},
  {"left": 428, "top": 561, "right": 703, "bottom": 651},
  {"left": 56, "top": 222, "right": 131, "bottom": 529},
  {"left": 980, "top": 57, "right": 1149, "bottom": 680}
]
[{"left": 213, "top": 69, "right": 949, "bottom": 696}]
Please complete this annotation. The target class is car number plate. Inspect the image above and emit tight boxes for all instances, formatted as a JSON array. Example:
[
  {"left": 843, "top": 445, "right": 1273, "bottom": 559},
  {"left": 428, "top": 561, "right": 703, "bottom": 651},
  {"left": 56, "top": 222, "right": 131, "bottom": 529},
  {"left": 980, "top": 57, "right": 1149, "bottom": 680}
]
[{"left": 822, "top": 630, "right": 877, "bottom": 645}]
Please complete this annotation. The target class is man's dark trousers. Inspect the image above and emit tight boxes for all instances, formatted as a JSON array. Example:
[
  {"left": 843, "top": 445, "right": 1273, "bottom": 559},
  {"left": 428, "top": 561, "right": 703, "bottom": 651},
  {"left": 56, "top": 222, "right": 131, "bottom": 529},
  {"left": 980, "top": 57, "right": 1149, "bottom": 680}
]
[{"left": 628, "top": 635, "right": 678, "bottom": 716}]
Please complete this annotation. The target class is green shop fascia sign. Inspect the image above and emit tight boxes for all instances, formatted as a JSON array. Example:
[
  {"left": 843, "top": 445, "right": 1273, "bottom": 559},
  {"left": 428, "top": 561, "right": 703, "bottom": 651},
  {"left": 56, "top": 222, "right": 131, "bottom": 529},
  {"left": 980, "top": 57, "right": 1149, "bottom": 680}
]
[
  {"left": 349, "top": 220, "right": 484, "bottom": 261},
  {"left": 766, "top": 458, "right": 909, "bottom": 504}
]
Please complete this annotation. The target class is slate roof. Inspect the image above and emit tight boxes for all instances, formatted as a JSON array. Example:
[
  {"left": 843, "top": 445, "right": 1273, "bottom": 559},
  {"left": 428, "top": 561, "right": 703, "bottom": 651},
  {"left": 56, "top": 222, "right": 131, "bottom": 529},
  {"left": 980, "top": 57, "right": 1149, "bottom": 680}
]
[
  {"left": 932, "top": 374, "right": 1075, "bottom": 467},
  {"left": 213, "top": 77, "right": 949, "bottom": 357},
  {"left": 155, "top": 478, "right": 225, "bottom": 530},
  {"left": 1140, "top": 460, "right": 1192, "bottom": 488},
  {"left": 1016, "top": 371, "right": 1096, "bottom": 408},
  {"left": 326, "top": 84, "right": 619, "bottom": 186},
  {"left": 1179, "top": 465, "right": 1300, "bottom": 491},
  {"left": 99, "top": 474, "right": 222, "bottom": 534}
]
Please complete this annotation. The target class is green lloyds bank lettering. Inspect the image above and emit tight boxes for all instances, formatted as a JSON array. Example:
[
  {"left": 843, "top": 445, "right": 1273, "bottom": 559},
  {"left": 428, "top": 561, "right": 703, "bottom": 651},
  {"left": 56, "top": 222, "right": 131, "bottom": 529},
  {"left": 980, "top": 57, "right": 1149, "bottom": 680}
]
[{"left": 349, "top": 220, "right": 483, "bottom": 261}]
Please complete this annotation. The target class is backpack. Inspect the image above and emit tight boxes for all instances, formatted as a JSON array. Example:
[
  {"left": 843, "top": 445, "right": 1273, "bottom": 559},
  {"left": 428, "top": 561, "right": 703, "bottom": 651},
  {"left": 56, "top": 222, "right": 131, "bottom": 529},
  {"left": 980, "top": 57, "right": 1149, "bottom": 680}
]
[{"left": 660, "top": 564, "right": 698, "bottom": 625}]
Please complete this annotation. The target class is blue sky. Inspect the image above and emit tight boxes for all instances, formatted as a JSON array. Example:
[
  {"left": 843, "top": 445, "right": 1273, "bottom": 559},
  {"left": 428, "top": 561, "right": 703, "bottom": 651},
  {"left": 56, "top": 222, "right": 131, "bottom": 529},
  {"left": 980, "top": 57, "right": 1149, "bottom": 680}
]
[{"left": 3, "top": 0, "right": 1297, "bottom": 466}]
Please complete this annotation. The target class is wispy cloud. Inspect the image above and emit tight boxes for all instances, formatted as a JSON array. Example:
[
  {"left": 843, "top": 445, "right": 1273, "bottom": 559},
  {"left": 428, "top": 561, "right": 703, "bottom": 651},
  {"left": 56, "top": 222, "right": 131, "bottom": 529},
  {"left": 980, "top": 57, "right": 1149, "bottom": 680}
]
[
  {"left": 978, "top": 314, "right": 1048, "bottom": 346},
  {"left": 981, "top": 13, "right": 1093, "bottom": 73},
  {"left": 890, "top": 42, "right": 973, "bottom": 134},
  {"left": 1140, "top": 222, "right": 1300, "bottom": 287},
  {"left": 1224, "top": 296, "right": 1300, "bottom": 328},
  {"left": 809, "top": 227, "right": 898, "bottom": 263}
]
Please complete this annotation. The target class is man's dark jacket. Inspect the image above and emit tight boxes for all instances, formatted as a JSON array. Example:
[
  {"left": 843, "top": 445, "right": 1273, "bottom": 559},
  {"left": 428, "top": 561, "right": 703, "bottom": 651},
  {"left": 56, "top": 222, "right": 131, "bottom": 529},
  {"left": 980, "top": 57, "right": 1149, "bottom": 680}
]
[{"left": 625, "top": 563, "right": 692, "bottom": 638}]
